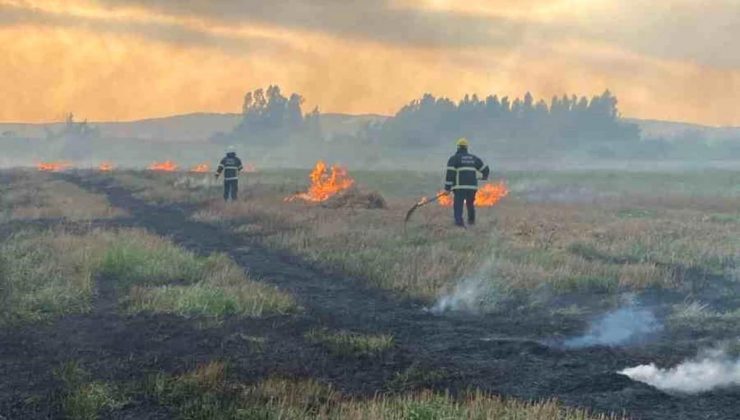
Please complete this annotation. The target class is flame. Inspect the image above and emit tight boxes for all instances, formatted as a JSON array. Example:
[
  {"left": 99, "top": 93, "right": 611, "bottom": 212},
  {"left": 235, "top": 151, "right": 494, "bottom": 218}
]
[
  {"left": 36, "top": 161, "right": 72, "bottom": 172},
  {"left": 438, "top": 192, "right": 453, "bottom": 206},
  {"left": 438, "top": 182, "right": 509, "bottom": 207},
  {"left": 286, "top": 160, "right": 354, "bottom": 202},
  {"left": 98, "top": 162, "right": 114, "bottom": 172},
  {"left": 244, "top": 163, "right": 258, "bottom": 173},
  {"left": 190, "top": 163, "right": 210, "bottom": 173},
  {"left": 148, "top": 160, "right": 178, "bottom": 172}
]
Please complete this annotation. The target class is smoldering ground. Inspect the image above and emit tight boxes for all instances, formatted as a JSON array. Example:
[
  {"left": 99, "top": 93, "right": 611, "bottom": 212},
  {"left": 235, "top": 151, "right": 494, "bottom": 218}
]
[{"left": 562, "top": 302, "right": 663, "bottom": 349}]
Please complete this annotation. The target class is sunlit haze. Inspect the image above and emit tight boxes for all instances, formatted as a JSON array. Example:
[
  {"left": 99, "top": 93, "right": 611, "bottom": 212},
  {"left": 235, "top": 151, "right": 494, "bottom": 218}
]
[{"left": 1, "top": 0, "right": 738, "bottom": 125}]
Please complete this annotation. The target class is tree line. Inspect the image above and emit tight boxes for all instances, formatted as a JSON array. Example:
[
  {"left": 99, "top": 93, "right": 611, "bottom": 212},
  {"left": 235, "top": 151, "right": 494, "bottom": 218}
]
[{"left": 217, "top": 86, "right": 640, "bottom": 154}]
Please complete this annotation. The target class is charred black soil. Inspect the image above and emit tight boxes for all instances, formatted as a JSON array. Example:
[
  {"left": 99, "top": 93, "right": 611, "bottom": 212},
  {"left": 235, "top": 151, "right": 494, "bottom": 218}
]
[{"left": 1, "top": 171, "right": 738, "bottom": 419}]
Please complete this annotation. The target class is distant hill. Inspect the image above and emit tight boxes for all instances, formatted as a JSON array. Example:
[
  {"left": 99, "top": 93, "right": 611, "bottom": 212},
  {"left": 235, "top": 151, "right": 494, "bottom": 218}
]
[
  {"left": 0, "top": 112, "right": 387, "bottom": 143},
  {"left": 1, "top": 113, "right": 736, "bottom": 143},
  {"left": 627, "top": 118, "right": 740, "bottom": 141}
]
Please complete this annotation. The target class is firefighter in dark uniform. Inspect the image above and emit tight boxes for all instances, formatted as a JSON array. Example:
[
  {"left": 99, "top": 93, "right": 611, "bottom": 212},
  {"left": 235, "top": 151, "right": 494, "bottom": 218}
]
[
  {"left": 444, "top": 138, "right": 490, "bottom": 227},
  {"left": 215, "top": 146, "right": 244, "bottom": 201}
]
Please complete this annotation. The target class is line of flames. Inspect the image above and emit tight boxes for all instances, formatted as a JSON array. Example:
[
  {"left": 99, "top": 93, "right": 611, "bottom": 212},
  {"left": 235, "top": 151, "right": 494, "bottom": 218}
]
[
  {"left": 190, "top": 163, "right": 210, "bottom": 173},
  {"left": 285, "top": 160, "right": 354, "bottom": 202},
  {"left": 36, "top": 161, "right": 72, "bottom": 172},
  {"left": 148, "top": 160, "right": 178, "bottom": 171},
  {"left": 99, "top": 162, "right": 114, "bottom": 172}
]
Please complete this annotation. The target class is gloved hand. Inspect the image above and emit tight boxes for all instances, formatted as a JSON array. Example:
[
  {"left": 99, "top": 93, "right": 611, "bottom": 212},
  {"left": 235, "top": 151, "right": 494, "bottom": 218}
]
[
  {"left": 444, "top": 185, "right": 451, "bottom": 192},
  {"left": 214, "top": 173, "right": 220, "bottom": 179},
  {"left": 481, "top": 177, "right": 489, "bottom": 181}
]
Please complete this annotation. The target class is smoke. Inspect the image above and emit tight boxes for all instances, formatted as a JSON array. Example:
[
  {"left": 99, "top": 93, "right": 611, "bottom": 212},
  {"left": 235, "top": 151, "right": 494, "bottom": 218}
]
[
  {"left": 430, "top": 259, "right": 498, "bottom": 314},
  {"left": 621, "top": 348, "right": 740, "bottom": 394},
  {"left": 563, "top": 304, "right": 662, "bottom": 348},
  {"left": 173, "top": 175, "right": 221, "bottom": 190}
]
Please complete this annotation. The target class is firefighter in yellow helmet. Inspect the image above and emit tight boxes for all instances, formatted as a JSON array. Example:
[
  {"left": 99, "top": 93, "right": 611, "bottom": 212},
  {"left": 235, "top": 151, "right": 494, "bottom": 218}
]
[
  {"left": 215, "top": 146, "right": 244, "bottom": 201},
  {"left": 444, "top": 138, "right": 490, "bottom": 227}
]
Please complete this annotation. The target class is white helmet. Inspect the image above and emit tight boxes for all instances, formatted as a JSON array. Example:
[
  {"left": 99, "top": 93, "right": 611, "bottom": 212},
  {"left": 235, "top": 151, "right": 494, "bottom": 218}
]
[{"left": 226, "top": 145, "right": 236, "bottom": 153}]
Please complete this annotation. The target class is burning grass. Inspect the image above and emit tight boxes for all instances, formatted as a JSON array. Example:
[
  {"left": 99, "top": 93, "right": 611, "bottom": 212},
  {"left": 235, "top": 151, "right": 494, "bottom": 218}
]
[
  {"left": 36, "top": 161, "right": 73, "bottom": 172},
  {"left": 0, "top": 171, "right": 124, "bottom": 221},
  {"left": 0, "top": 227, "right": 296, "bottom": 324},
  {"left": 285, "top": 160, "right": 354, "bottom": 202},
  {"left": 437, "top": 182, "right": 509, "bottom": 207},
  {"left": 144, "top": 362, "right": 622, "bottom": 420},
  {"left": 148, "top": 160, "right": 179, "bottom": 172}
]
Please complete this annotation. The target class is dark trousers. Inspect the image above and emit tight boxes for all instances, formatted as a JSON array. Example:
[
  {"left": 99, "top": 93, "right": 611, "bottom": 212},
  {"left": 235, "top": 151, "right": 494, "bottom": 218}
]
[
  {"left": 453, "top": 189, "right": 476, "bottom": 226},
  {"left": 223, "top": 180, "right": 238, "bottom": 201}
]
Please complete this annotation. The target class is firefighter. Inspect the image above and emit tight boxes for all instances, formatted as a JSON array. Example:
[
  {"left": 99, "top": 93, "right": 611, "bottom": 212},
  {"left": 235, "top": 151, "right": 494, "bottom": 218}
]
[
  {"left": 215, "top": 146, "right": 244, "bottom": 201},
  {"left": 444, "top": 138, "right": 490, "bottom": 227}
]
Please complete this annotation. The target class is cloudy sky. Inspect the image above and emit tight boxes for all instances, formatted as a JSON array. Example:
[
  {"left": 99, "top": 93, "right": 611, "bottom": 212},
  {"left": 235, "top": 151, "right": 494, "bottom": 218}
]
[{"left": 1, "top": 0, "right": 738, "bottom": 125}]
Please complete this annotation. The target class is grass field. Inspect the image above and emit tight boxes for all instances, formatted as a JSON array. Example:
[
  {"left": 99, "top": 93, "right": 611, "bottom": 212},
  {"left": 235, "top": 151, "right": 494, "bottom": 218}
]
[
  {"left": 3, "top": 167, "right": 739, "bottom": 419},
  {"left": 169, "top": 169, "right": 738, "bottom": 315}
]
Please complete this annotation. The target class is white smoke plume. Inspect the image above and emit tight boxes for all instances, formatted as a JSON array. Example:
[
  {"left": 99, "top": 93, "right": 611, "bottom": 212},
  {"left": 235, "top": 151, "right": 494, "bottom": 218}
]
[
  {"left": 621, "top": 348, "right": 740, "bottom": 394},
  {"left": 430, "top": 259, "right": 498, "bottom": 314},
  {"left": 563, "top": 304, "right": 662, "bottom": 348}
]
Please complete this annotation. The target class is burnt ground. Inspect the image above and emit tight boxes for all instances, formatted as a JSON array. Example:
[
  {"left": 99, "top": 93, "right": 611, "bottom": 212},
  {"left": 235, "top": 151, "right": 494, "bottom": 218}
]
[{"left": 1, "top": 172, "right": 739, "bottom": 419}]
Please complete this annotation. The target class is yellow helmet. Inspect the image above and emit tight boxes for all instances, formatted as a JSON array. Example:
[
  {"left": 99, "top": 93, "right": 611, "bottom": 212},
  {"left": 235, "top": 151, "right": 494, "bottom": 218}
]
[{"left": 456, "top": 137, "right": 469, "bottom": 148}]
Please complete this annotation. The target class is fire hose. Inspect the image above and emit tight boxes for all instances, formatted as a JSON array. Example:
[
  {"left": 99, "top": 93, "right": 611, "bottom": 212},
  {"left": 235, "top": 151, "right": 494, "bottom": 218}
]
[
  {"left": 404, "top": 191, "right": 451, "bottom": 223},
  {"left": 404, "top": 178, "right": 490, "bottom": 224}
]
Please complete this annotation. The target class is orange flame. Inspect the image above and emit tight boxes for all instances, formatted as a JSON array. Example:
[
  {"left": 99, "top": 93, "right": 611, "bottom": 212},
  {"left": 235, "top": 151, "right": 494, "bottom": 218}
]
[
  {"left": 286, "top": 160, "right": 354, "bottom": 202},
  {"left": 98, "top": 162, "right": 114, "bottom": 172},
  {"left": 37, "top": 161, "right": 72, "bottom": 172},
  {"left": 438, "top": 182, "right": 509, "bottom": 207},
  {"left": 190, "top": 163, "right": 210, "bottom": 173},
  {"left": 148, "top": 160, "right": 178, "bottom": 172},
  {"left": 244, "top": 163, "right": 258, "bottom": 173}
]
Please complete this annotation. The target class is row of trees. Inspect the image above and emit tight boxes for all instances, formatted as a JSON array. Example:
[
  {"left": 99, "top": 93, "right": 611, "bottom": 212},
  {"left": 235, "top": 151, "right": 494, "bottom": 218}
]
[
  {"left": 376, "top": 90, "right": 640, "bottom": 152},
  {"left": 217, "top": 86, "right": 641, "bottom": 158}
]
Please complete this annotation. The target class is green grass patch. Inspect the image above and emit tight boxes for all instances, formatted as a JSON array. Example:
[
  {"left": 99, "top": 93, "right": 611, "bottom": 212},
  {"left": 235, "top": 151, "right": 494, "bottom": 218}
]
[
  {"left": 0, "top": 230, "right": 102, "bottom": 324},
  {"left": 0, "top": 228, "right": 296, "bottom": 324},
  {"left": 98, "top": 231, "right": 206, "bottom": 288},
  {"left": 55, "top": 361, "right": 126, "bottom": 420},
  {"left": 127, "top": 282, "right": 295, "bottom": 318},
  {"left": 305, "top": 328, "right": 394, "bottom": 358}
]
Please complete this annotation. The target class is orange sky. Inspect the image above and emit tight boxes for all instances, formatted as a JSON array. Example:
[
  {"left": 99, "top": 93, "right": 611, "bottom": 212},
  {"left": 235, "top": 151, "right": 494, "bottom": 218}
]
[{"left": 1, "top": 0, "right": 738, "bottom": 125}]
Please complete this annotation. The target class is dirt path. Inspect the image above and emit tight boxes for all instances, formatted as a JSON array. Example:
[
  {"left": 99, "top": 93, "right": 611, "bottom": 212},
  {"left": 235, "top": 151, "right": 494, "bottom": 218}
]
[{"left": 2, "top": 172, "right": 739, "bottom": 419}]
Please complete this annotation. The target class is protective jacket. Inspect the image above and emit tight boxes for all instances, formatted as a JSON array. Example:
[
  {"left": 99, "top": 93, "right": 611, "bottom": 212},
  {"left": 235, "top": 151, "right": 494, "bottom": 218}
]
[
  {"left": 216, "top": 152, "right": 243, "bottom": 181},
  {"left": 445, "top": 148, "right": 489, "bottom": 190}
]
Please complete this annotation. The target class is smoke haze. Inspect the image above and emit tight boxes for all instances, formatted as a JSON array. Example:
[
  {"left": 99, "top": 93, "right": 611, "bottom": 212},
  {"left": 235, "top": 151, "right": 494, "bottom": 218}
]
[
  {"left": 430, "top": 259, "right": 498, "bottom": 314},
  {"left": 563, "top": 305, "right": 662, "bottom": 348}
]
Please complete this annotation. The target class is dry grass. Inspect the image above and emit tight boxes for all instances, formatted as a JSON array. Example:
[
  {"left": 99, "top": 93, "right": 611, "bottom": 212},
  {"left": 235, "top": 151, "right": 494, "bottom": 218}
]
[
  {"left": 196, "top": 195, "right": 485, "bottom": 300},
  {"left": 99, "top": 170, "right": 739, "bottom": 309},
  {"left": 147, "top": 362, "right": 623, "bottom": 420},
  {"left": 192, "top": 192, "right": 738, "bottom": 308},
  {"left": 0, "top": 171, "right": 124, "bottom": 221}
]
